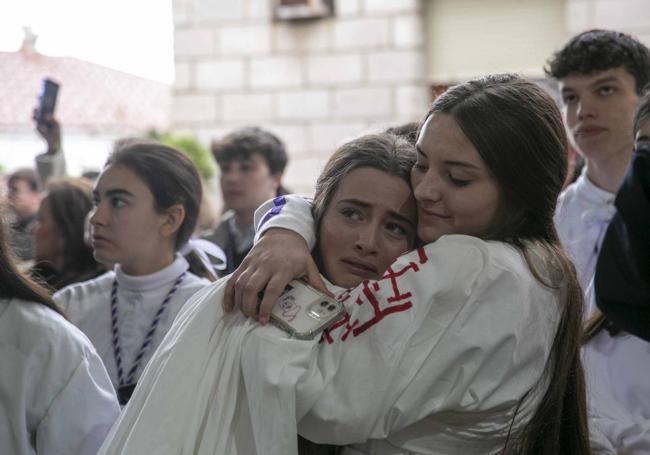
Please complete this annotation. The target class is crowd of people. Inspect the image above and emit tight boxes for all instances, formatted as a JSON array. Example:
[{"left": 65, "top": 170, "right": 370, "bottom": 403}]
[{"left": 1, "top": 28, "right": 649, "bottom": 455}]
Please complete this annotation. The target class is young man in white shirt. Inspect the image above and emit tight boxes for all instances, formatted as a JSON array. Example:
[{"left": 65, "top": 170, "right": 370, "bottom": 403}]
[{"left": 545, "top": 29, "right": 650, "bottom": 300}]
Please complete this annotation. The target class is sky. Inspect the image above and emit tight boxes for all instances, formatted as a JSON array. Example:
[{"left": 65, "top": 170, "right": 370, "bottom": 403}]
[{"left": 0, "top": 0, "right": 175, "bottom": 83}]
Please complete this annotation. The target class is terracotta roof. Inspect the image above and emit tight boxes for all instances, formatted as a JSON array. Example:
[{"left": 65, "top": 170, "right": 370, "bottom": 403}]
[{"left": 0, "top": 49, "right": 171, "bottom": 134}]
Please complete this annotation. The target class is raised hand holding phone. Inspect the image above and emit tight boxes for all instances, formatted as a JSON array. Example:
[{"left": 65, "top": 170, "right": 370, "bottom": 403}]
[{"left": 33, "top": 78, "right": 61, "bottom": 154}]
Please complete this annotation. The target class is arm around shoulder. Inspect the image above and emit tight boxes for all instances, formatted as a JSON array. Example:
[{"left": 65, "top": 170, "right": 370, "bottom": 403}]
[{"left": 254, "top": 195, "right": 316, "bottom": 250}]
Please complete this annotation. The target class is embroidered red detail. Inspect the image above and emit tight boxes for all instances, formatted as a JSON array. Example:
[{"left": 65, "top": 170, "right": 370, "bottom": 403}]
[
  {"left": 324, "top": 256, "right": 426, "bottom": 343},
  {"left": 352, "top": 280, "right": 412, "bottom": 337},
  {"left": 416, "top": 247, "right": 428, "bottom": 264},
  {"left": 320, "top": 312, "right": 350, "bottom": 344}
]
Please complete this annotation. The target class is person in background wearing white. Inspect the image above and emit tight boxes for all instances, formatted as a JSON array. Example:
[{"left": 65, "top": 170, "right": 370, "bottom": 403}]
[
  {"left": 546, "top": 29, "right": 650, "bottom": 306},
  {"left": 54, "top": 141, "right": 211, "bottom": 405},
  {"left": 581, "top": 88, "right": 650, "bottom": 454},
  {"left": 0, "top": 207, "right": 119, "bottom": 455}
]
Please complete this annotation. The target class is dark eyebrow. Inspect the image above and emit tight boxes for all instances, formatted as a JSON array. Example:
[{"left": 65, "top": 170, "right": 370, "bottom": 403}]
[
  {"left": 590, "top": 76, "right": 620, "bottom": 88},
  {"left": 416, "top": 144, "right": 481, "bottom": 170},
  {"left": 93, "top": 188, "right": 134, "bottom": 199},
  {"left": 337, "top": 198, "right": 415, "bottom": 228},
  {"left": 636, "top": 135, "right": 650, "bottom": 144},
  {"left": 562, "top": 76, "right": 621, "bottom": 95},
  {"left": 444, "top": 159, "right": 481, "bottom": 170}
]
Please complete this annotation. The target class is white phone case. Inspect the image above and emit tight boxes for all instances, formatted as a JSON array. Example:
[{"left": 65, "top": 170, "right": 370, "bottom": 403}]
[{"left": 269, "top": 280, "right": 345, "bottom": 340}]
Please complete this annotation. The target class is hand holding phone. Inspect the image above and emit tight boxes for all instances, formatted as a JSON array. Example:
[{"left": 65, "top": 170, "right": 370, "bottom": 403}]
[
  {"left": 33, "top": 78, "right": 61, "bottom": 153},
  {"left": 269, "top": 280, "right": 344, "bottom": 340},
  {"left": 36, "top": 78, "right": 59, "bottom": 125}
]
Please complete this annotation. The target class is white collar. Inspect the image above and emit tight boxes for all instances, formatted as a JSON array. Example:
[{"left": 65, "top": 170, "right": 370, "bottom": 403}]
[
  {"left": 114, "top": 255, "right": 189, "bottom": 292},
  {"left": 573, "top": 168, "right": 616, "bottom": 205}
]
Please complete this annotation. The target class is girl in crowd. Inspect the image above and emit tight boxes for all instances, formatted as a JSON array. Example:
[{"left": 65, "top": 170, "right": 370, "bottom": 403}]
[
  {"left": 227, "top": 74, "right": 590, "bottom": 454},
  {"left": 31, "top": 176, "right": 105, "bottom": 290},
  {"left": 97, "top": 133, "right": 418, "bottom": 454},
  {"left": 581, "top": 88, "right": 650, "bottom": 453},
  {"left": 54, "top": 141, "right": 210, "bottom": 405},
  {"left": 0, "top": 207, "right": 119, "bottom": 454}
]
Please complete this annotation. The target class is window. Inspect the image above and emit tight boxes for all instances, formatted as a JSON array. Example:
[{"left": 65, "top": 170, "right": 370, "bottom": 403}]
[{"left": 273, "top": 0, "right": 334, "bottom": 20}]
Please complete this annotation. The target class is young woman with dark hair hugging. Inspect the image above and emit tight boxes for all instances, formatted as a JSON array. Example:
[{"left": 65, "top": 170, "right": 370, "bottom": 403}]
[{"left": 100, "top": 75, "right": 590, "bottom": 455}]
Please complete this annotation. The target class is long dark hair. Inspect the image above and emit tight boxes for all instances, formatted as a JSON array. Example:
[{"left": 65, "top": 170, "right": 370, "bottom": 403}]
[
  {"left": 106, "top": 141, "right": 202, "bottom": 249},
  {"left": 0, "top": 208, "right": 64, "bottom": 317},
  {"left": 428, "top": 74, "right": 590, "bottom": 454},
  {"left": 39, "top": 177, "right": 105, "bottom": 289}
]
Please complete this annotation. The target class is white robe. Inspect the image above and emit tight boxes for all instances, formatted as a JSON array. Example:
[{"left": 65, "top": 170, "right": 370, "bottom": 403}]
[
  {"left": 584, "top": 329, "right": 650, "bottom": 454},
  {"left": 99, "top": 196, "right": 561, "bottom": 454},
  {"left": 0, "top": 297, "right": 120, "bottom": 455},
  {"left": 54, "top": 255, "right": 210, "bottom": 389},
  {"left": 557, "top": 173, "right": 650, "bottom": 451}
]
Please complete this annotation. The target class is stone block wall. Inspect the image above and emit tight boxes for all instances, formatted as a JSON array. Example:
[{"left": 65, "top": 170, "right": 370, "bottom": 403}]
[
  {"left": 566, "top": 0, "right": 650, "bottom": 47},
  {"left": 171, "top": 0, "right": 429, "bottom": 194}
]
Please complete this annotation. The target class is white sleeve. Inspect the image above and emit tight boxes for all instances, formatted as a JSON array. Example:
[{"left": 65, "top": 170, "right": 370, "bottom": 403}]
[
  {"left": 52, "top": 283, "right": 75, "bottom": 315},
  {"left": 294, "top": 236, "right": 556, "bottom": 444},
  {"left": 37, "top": 342, "right": 120, "bottom": 455},
  {"left": 35, "top": 151, "right": 66, "bottom": 188},
  {"left": 254, "top": 195, "right": 316, "bottom": 250}
]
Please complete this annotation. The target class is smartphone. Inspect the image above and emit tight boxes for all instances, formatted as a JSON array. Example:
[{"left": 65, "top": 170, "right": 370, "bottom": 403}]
[
  {"left": 269, "top": 280, "right": 345, "bottom": 340},
  {"left": 37, "top": 78, "right": 59, "bottom": 125}
]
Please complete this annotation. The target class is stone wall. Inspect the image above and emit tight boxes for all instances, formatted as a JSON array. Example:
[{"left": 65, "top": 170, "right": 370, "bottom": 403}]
[
  {"left": 171, "top": 0, "right": 429, "bottom": 195},
  {"left": 566, "top": 0, "right": 650, "bottom": 43},
  {"left": 172, "top": 0, "right": 650, "bottom": 197}
]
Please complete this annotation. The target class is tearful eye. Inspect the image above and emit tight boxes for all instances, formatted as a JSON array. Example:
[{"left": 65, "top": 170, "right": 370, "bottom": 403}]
[
  {"left": 340, "top": 208, "right": 362, "bottom": 221},
  {"left": 385, "top": 222, "right": 407, "bottom": 238}
]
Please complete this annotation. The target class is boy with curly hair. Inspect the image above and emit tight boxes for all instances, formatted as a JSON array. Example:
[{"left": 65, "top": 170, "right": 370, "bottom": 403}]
[{"left": 545, "top": 29, "right": 650, "bottom": 298}]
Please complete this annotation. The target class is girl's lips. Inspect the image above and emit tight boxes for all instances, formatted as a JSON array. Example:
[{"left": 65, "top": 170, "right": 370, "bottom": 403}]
[
  {"left": 341, "top": 259, "right": 378, "bottom": 276},
  {"left": 91, "top": 236, "right": 111, "bottom": 247},
  {"left": 576, "top": 126, "right": 606, "bottom": 137},
  {"left": 419, "top": 208, "right": 451, "bottom": 219}
]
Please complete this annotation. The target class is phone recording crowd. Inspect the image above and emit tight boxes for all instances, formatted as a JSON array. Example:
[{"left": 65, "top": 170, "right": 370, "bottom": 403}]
[{"left": 1, "top": 29, "right": 650, "bottom": 455}]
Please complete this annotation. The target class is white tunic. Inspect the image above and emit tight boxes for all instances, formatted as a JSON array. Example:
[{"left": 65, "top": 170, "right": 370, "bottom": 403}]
[
  {"left": 584, "top": 329, "right": 650, "bottom": 454},
  {"left": 557, "top": 173, "right": 650, "bottom": 451},
  {"left": 54, "top": 255, "right": 209, "bottom": 389},
  {"left": 554, "top": 169, "right": 615, "bottom": 306},
  {"left": 0, "top": 297, "right": 120, "bottom": 455},
  {"left": 99, "top": 197, "right": 561, "bottom": 455}
]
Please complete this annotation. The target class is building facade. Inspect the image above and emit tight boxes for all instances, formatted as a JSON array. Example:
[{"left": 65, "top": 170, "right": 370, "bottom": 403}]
[{"left": 172, "top": 0, "right": 650, "bottom": 194}]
